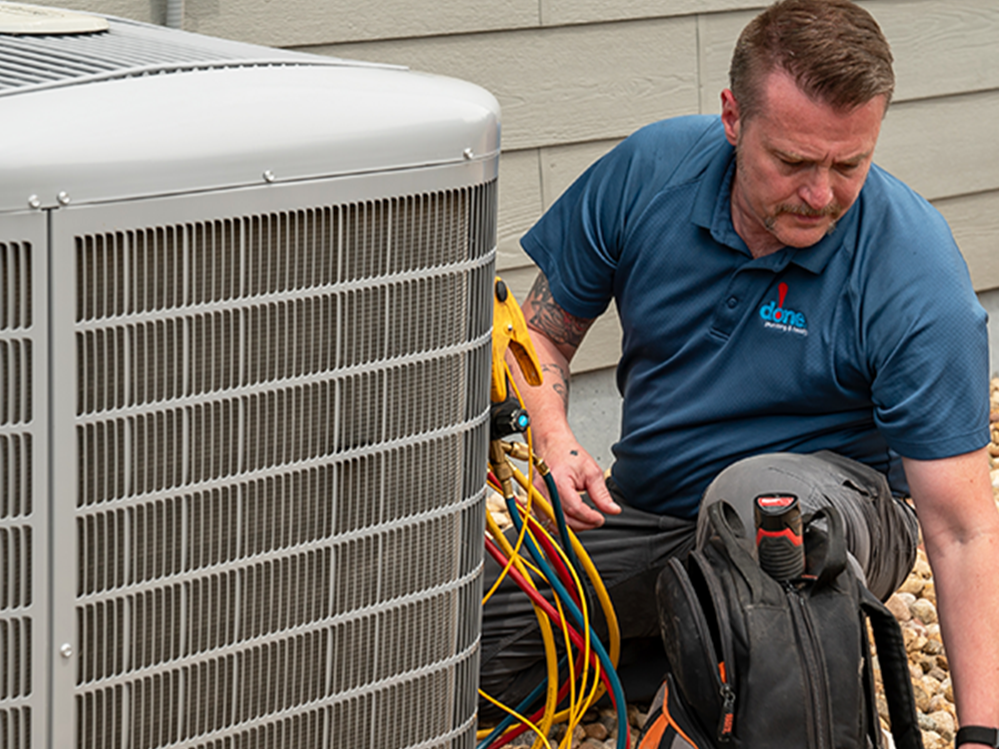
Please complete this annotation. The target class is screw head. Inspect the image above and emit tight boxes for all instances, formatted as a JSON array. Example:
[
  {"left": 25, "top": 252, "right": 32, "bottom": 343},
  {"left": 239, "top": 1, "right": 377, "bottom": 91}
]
[
  {"left": 57, "top": 191, "right": 71, "bottom": 205},
  {"left": 263, "top": 170, "right": 276, "bottom": 183},
  {"left": 463, "top": 148, "right": 474, "bottom": 160},
  {"left": 60, "top": 643, "right": 73, "bottom": 658},
  {"left": 27, "top": 195, "right": 40, "bottom": 209}
]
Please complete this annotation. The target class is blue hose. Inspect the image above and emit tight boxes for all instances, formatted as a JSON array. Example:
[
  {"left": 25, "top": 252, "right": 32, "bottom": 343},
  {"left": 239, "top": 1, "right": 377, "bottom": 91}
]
[
  {"left": 542, "top": 471, "right": 586, "bottom": 590},
  {"left": 503, "top": 495, "right": 630, "bottom": 749},
  {"left": 475, "top": 656, "right": 568, "bottom": 749}
]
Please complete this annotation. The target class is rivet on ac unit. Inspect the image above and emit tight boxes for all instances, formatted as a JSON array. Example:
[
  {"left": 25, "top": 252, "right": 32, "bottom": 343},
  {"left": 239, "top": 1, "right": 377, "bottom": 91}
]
[
  {"left": 57, "top": 191, "right": 71, "bottom": 205},
  {"left": 263, "top": 170, "right": 276, "bottom": 183},
  {"left": 463, "top": 148, "right": 474, "bottom": 160},
  {"left": 60, "top": 643, "right": 73, "bottom": 658},
  {"left": 27, "top": 195, "right": 40, "bottom": 209}
]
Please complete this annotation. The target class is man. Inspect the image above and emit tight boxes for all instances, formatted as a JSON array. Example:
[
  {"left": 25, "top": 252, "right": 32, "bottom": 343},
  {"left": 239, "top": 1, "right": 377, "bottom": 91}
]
[{"left": 481, "top": 0, "right": 999, "bottom": 741}]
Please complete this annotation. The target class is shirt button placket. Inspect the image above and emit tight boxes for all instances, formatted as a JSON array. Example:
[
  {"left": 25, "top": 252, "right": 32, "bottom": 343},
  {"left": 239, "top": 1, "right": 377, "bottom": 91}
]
[{"left": 710, "top": 281, "right": 747, "bottom": 339}]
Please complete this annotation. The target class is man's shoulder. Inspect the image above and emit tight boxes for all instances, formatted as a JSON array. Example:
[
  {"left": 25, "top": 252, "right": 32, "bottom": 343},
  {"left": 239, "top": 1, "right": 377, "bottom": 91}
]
[
  {"left": 851, "top": 165, "right": 973, "bottom": 301},
  {"left": 619, "top": 114, "right": 725, "bottom": 173},
  {"left": 580, "top": 114, "right": 726, "bottom": 212},
  {"left": 860, "top": 165, "right": 950, "bottom": 237},
  {"left": 849, "top": 165, "right": 958, "bottom": 270},
  {"left": 627, "top": 114, "right": 724, "bottom": 147}
]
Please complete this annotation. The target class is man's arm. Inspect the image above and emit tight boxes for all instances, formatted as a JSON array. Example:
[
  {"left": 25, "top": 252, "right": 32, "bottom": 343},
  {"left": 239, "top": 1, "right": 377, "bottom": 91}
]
[
  {"left": 902, "top": 448, "right": 999, "bottom": 742},
  {"left": 507, "top": 271, "right": 621, "bottom": 530}
]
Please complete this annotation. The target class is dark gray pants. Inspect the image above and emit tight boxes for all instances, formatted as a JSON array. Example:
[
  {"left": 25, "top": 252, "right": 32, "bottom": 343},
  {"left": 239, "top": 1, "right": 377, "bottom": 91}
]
[{"left": 478, "top": 451, "right": 919, "bottom": 718}]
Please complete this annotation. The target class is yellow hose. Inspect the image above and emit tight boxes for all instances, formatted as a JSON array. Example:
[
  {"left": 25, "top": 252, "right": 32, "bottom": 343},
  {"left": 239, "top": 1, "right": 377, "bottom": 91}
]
[
  {"left": 510, "top": 464, "right": 622, "bottom": 678},
  {"left": 512, "top": 496, "right": 605, "bottom": 732},
  {"left": 485, "top": 459, "right": 612, "bottom": 745},
  {"left": 478, "top": 689, "right": 554, "bottom": 749},
  {"left": 480, "top": 506, "right": 560, "bottom": 747}
]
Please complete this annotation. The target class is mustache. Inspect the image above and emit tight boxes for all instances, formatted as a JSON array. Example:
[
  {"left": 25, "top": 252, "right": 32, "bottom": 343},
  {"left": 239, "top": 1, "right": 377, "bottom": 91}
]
[{"left": 775, "top": 203, "right": 843, "bottom": 218}]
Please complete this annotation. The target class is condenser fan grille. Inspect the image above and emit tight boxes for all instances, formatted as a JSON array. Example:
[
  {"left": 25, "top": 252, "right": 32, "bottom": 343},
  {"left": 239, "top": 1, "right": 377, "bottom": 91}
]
[
  {"left": 0, "top": 236, "right": 35, "bottom": 749},
  {"left": 0, "top": 16, "right": 318, "bottom": 94},
  {"left": 74, "top": 192, "right": 484, "bottom": 323},
  {"left": 70, "top": 181, "right": 495, "bottom": 749}
]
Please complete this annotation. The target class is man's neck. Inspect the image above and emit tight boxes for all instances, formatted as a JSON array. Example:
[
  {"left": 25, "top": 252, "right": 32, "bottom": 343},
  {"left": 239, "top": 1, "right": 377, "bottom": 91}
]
[{"left": 730, "top": 189, "right": 784, "bottom": 258}]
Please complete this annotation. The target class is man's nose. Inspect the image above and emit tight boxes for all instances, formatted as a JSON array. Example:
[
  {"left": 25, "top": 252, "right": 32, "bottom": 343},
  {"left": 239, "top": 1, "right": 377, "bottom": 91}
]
[{"left": 799, "top": 168, "right": 833, "bottom": 210}]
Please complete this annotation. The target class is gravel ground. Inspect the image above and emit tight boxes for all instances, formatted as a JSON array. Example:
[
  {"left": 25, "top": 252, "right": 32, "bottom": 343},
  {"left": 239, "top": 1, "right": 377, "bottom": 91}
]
[{"left": 489, "top": 378, "right": 999, "bottom": 748}]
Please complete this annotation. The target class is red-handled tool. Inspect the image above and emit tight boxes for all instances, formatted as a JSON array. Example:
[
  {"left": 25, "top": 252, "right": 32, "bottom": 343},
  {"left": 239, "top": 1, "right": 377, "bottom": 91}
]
[{"left": 754, "top": 493, "right": 805, "bottom": 581}]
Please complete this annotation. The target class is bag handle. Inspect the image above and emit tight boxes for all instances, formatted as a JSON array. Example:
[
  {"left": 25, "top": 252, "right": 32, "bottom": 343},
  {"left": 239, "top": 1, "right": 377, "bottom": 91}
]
[
  {"left": 805, "top": 505, "right": 848, "bottom": 588},
  {"left": 862, "top": 588, "right": 925, "bottom": 749},
  {"left": 706, "top": 501, "right": 767, "bottom": 598}
]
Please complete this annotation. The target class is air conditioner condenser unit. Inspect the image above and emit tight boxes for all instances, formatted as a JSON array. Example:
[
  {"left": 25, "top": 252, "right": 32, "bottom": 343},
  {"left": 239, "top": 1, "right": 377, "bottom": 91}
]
[{"left": 0, "top": 5, "right": 498, "bottom": 749}]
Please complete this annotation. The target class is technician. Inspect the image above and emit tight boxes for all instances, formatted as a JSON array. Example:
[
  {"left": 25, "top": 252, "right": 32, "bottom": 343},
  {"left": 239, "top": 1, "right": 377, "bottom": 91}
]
[{"left": 480, "top": 0, "right": 999, "bottom": 741}]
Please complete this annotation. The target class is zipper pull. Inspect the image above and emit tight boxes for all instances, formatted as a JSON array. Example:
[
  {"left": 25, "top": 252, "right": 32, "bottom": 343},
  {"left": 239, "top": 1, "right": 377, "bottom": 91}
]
[{"left": 716, "top": 683, "right": 736, "bottom": 742}]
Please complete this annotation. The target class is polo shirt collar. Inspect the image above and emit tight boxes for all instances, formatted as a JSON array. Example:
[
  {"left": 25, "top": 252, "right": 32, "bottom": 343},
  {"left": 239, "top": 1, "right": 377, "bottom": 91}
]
[{"left": 691, "top": 136, "right": 852, "bottom": 276}]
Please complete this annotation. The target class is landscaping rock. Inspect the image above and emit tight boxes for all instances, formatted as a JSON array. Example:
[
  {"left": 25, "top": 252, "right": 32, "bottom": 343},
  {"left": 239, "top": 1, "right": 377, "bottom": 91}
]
[{"left": 584, "top": 722, "right": 610, "bottom": 741}]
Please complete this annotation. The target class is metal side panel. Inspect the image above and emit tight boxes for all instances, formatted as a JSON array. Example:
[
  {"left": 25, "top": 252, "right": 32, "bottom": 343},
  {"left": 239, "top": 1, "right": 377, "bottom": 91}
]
[
  {"left": 0, "top": 210, "right": 49, "bottom": 749},
  {"left": 48, "top": 163, "right": 495, "bottom": 749}
]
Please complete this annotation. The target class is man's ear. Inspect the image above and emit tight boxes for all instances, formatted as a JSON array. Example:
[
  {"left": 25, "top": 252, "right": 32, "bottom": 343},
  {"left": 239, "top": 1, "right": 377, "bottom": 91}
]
[{"left": 720, "top": 89, "right": 740, "bottom": 146}]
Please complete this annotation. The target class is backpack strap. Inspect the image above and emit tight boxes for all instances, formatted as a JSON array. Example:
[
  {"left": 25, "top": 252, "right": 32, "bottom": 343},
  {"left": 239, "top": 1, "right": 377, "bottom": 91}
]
[{"left": 861, "top": 587, "right": 925, "bottom": 749}]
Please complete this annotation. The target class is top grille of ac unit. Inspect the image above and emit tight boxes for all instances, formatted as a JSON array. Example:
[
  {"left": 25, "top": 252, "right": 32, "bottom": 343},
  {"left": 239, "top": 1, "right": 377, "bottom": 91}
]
[{"left": 0, "top": 9, "right": 358, "bottom": 95}]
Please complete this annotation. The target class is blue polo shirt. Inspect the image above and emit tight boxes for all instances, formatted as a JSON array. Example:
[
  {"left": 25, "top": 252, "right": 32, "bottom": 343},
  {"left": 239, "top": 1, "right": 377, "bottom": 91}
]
[{"left": 521, "top": 115, "right": 989, "bottom": 518}]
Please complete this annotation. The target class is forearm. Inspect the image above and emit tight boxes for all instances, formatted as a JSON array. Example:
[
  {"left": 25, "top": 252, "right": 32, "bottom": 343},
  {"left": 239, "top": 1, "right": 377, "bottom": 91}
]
[
  {"left": 507, "top": 331, "right": 574, "bottom": 455},
  {"left": 928, "top": 530, "right": 999, "bottom": 729},
  {"left": 904, "top": 450, "right": 999, "bottom": 735},
  {"left": 503, "top": 270, "right": 619, "bottom": 527}
]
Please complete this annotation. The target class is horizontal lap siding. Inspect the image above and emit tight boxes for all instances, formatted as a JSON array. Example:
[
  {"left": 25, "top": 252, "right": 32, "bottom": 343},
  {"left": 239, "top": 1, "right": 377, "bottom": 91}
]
[
  {"left": 878, "top": 93, "right": 999, "bottom": 201},
  {"left": 182, "top": 0, "right": 541, "bottom": 47},
  {"left": 300, "top": 20, "right": 701, "bottom": 151},
  {"left": 37, "top": 0, "right": 161, "bottom": 24},
  {"left": 936, "top": 191, "right": 999, "bottom": 292},
  {"left": 32, "top": 0, "right": 999, "bottom": 371}
]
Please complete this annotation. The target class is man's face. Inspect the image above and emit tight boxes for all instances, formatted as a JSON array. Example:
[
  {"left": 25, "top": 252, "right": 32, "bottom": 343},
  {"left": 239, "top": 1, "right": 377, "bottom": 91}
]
[{"left": 721, "top": 70, "right": 886, "bottom": 256}]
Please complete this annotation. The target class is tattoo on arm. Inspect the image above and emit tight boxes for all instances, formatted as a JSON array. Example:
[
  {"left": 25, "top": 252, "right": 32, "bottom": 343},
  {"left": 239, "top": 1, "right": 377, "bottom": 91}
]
[
  {"left": 525, "top": 273, "right": 594, "bottom": 349},
  {"left": 541, "top": 363, "right": 570, "bottom": 411}
]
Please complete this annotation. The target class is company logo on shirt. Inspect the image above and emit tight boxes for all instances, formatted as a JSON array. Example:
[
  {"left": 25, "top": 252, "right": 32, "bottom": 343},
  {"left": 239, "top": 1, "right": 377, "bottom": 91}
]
[{"left": 759, "top": 282, "right": 808, "bottom": 335}]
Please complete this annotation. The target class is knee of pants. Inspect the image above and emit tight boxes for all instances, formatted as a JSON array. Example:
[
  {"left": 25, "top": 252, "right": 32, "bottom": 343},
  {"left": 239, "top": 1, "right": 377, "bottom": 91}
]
[
  {"left": 695, "top": 453, "right": 837, "bottom": 549},
  {"left": 693, "top": 451, "right": 917, "bottom": 599}
]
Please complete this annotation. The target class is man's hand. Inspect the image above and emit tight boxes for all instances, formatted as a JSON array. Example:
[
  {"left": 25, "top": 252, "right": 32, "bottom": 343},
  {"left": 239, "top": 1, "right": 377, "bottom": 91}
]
[
  {"left": 903, "top": 448, "right": 999, "bottom": 737},
  {"left": 536, "top": 435, "right": 620, "bottom": 530},
  {"left": 509, "top": 271, "right": 622, "bottom": 530}
]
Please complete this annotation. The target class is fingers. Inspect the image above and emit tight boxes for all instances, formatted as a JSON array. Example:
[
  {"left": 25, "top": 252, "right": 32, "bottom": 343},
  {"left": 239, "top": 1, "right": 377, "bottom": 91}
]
[
  {"left": 542, "top": 447, "right": 620, "bottom": 531},
  {"left": 558, "top": 484, "right": 606, "bottom": 531},
  {"left": 583, "top": 467, "right": 621, "bottom": 517}
]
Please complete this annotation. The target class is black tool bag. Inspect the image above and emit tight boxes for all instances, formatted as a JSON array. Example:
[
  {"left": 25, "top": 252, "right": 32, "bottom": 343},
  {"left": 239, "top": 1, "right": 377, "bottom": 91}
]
[{"left": 640, "top": 501, "right": 923, "bottom": 749}]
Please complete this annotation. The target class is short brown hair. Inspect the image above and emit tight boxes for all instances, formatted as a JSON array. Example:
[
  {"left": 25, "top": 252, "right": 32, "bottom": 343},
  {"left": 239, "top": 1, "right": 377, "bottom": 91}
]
[{"left": 729, "top": 0, "right": 894, "bottom": 120}]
